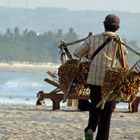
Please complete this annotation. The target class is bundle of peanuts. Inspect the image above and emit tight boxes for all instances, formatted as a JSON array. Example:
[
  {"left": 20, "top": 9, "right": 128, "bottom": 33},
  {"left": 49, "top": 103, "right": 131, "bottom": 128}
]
[
  {"left": 58, "top": 59, "right": 90, "bottom": 97},
  {"left": 102, "top": 67, "right": 140, "bottom": 101},
  {"left": 96, "top": 67, "right": 140, "bottom": 109}
]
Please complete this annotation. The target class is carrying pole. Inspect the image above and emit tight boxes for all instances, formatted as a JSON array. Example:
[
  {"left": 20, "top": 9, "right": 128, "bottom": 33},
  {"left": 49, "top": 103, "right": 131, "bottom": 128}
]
[
  {"left": 63, "top": 32, "right": 92, "bottom": 47},
  {"left": 113, "top": 36, "right": 140, "bottom": 56},
  {"left": 58, "top": 32, "right": 92, "bottom": 63}
]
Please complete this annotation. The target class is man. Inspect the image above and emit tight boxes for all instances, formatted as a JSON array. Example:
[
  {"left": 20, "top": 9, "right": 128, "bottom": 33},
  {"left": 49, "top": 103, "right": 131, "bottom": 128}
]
[{"left": 74, "top": 14, "right": 129, "bottom": 140}]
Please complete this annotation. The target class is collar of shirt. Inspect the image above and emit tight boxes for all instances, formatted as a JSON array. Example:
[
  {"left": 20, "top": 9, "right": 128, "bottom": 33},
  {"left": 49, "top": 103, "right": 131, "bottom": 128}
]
[{"left": 102, "top": 31, "right": 117, "bottom": 38}]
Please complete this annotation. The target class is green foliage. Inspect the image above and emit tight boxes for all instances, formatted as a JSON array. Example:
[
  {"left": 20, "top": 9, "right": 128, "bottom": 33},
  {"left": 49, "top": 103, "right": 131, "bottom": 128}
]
[{"left": 0, "top": 27, "right": 78, "bottom": 63}]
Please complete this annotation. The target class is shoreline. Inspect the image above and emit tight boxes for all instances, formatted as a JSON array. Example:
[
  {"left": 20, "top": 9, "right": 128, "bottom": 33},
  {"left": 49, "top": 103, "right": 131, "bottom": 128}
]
[{"left": 0, "top": 62, "right": 60, "bottom": 72}]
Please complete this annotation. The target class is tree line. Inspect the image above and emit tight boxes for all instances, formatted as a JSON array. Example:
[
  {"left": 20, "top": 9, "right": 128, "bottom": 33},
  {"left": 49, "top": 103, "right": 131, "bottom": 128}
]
[
  {"left": 0, "top": 27, "right": 78, "bottom": 63},
  {"left": 0, "top": 27, "right": 139, "bottom": 65}
]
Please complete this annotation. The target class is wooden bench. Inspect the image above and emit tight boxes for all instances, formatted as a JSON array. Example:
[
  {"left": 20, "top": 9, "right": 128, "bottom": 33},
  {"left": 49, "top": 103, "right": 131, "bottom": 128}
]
[
  {"left": 36, "top": 91, "right": 89, "bottom": 110},
  {"left": 36, "top": 91, "right": 140, "bottom": 112}
]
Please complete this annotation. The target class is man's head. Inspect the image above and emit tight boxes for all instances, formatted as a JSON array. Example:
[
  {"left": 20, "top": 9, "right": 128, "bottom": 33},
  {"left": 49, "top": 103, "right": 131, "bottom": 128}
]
[{"left": 103, "top": 14, "right": 120, "bottom": 32}]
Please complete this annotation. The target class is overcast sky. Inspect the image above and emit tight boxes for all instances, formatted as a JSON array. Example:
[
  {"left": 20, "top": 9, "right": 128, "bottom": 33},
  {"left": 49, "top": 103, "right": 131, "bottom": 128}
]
[{"left": 0, "top": 0, "right": 140, "bottom": 13}]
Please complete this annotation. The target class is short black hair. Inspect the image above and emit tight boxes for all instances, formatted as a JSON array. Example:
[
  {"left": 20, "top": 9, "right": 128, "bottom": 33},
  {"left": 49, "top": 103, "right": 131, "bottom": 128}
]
[
  {"left": 103, "top": 14, "right": 120, "bottom": 32},
  {"left": 104, "top": 22, "right": 120, "bottom": 32}
]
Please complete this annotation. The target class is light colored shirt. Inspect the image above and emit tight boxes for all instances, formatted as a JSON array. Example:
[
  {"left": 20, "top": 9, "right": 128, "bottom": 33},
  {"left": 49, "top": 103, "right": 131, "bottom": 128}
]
[{"left": 74, "top": 31, "right": 127, "bottom": 86}]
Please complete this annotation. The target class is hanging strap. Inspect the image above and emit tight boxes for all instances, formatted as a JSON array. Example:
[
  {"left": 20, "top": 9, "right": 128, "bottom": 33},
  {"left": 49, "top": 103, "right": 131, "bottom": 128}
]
[
  {"left": 111, "top": 44, "right": 119, "bottom": 67},
  {"left": 119, "top": 43, "right": 129, "bottom": 68},
  {"left": 90, "top": 37, "right": 112, "bottom": 61}
]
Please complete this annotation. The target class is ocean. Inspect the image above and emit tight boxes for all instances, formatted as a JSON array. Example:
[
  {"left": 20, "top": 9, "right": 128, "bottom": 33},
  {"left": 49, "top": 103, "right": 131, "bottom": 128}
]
[
  {"left": 0, "top": 70, "right": 139, "bottom": 109},
  {"left": 0, "top": 70, "right": 56, "bottom": 106}
]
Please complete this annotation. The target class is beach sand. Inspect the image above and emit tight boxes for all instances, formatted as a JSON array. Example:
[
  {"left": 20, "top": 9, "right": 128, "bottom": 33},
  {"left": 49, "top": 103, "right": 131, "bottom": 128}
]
[{"left": 0, "top": 104, "right": 139, "bottom": 140}]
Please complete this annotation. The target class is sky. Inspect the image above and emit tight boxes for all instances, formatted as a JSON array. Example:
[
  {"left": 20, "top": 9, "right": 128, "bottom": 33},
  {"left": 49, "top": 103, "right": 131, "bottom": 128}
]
[{"left": 0, "top": 0, "right": 140, "bottom": 13}]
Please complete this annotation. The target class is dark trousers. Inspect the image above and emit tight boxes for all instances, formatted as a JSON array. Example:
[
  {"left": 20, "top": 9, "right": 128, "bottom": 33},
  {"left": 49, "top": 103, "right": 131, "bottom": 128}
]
[{"left": 85, "top": 85, "right": 115, "bottom": 140}]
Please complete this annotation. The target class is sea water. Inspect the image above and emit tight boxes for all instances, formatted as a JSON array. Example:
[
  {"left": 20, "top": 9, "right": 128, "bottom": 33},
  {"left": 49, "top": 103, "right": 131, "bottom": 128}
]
[
  {"left": 0, "top": 70, "right": 139, "bottom": 109},
  {"left": 0, "top": 70, "right": 60, "bottom": 106}
]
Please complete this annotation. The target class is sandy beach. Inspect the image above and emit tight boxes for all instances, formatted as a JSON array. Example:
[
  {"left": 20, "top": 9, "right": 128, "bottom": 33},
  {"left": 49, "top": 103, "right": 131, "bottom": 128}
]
[{"left": 0, "top": 104, "right": 139, "bottom": 140}]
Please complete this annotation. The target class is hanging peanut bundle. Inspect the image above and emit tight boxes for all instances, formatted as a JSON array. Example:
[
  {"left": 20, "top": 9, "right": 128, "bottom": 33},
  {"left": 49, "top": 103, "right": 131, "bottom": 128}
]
[
  {"left": 58, "top": 59, "right": 90, "bottom": 97},
  {"left": 97, "top": 60, "right": 140, "bottom": 109}
]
